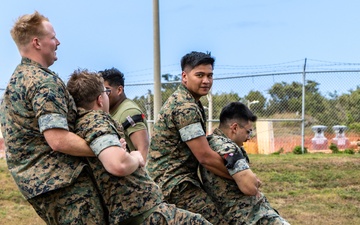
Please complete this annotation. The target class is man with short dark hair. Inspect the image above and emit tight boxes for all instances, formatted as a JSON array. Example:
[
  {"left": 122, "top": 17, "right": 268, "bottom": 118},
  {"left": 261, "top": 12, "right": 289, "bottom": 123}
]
[
  {"left": 148, "top": 51, "right": 229, "bottom": 224},
  {"left": 100, "top": 68, "right": 149, "bottom": 162},
  {"left": 201, "top": 102, "right": 290, "bottom": 225}
]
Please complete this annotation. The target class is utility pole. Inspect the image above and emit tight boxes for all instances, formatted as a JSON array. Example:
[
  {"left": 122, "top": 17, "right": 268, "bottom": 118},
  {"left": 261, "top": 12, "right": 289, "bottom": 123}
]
[
  {"left": 153, "top": 0, "right": 162, "bottom": 121},
  {"left": 146, "top": 90, "right": 153, "bottom": 137}
]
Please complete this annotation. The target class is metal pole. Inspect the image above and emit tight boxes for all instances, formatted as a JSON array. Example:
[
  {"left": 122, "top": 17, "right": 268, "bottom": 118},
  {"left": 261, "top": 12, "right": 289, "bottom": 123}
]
[
  {"left": 146, "top": 90, "right": 152, "bottom": 137},
  {"left": 153, "top": 0, "right": 162, "bottom": 121},
  {"left": 301, "top": 58, "right": 307, "bottom": 154},
  {"left": 207, "top": 90, "right": 213, "bottom": 134}
]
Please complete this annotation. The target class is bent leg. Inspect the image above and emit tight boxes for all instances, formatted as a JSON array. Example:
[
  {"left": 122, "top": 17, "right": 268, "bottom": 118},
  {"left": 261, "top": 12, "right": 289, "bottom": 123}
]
[
  {"left": 143, "top": 202, "right": 212, "bottom": 225},
  {"left": 169, "top": 182, "right": 228, "bottom": 225}
]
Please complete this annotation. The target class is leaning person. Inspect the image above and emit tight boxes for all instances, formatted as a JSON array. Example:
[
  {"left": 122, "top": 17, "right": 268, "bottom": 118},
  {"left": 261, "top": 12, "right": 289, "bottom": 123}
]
[
  {"left": 67, "top": 69, "right": 212, "bottom": 225},
  {"left": 0, "top": 11, "right": 107, "bottom": 224},
  {"left": 200, "top": 102, "right": 290, "bottom": 225},
  {"left": 100, "top": 67, "right": 149, "bottom": 162},
  {"left": 148, "top": 51, "right": 229, "bottom": 225}
]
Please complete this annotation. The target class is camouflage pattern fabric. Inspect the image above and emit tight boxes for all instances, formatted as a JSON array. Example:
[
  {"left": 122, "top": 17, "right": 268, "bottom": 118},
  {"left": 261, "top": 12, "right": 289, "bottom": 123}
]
[
  {"left": 111, "top": 98, "right": 147, "bottom": 151},
  {"left": 141, "top": 202, "right": 212, "bottom": 225},
  {"left": 148, "top": 84, "right": 206, "bottom": 199},
  {"left": 148, "top": 84, "right": 228, "bottom": 224},
  {"left": 28, "top": 169, "right": 107, "bottom": 225},
  {"left": 0, "top": 57, "right": 107, "bottom": 223},
  {"left": 201, "top": 128, "right": 290, "bottom": 225},
  {"left": 169, "top": 181, "right": 229, "bottom": 225},
  {"left": 75, "top": 108, "right": 165, "bottom": 224}
]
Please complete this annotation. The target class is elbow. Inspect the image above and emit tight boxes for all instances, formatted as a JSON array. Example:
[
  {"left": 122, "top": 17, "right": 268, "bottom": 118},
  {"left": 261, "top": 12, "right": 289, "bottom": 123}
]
[
  {"left": 197, "top": 152, "right": 213, "bottom": 165},
  {"left": 48, "top": 139, "right": 63, "bottom": 152},
  {"left": 104, "top": 163, "right": 129, "bottom": 177},
  {"left": 241, "top": 186, "right": 259, "bottom": 196}
]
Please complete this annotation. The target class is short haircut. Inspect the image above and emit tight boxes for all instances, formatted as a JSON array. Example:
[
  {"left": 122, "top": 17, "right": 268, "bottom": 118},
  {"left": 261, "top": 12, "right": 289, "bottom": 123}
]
[
  {"left": 180, "top": 51, "right": 215, "bottom": 71},
  {"left": 11, "top": 11, "right": 49, "bottom": 48},
  {"left": 99, "top": 67, "right": 125, "bottom": 87},
  {"left": 67, "top": 69, "right": 104, "bottom": 109},
  {"left": 219, "top": 102, "right": 257, "bottom": 127}
]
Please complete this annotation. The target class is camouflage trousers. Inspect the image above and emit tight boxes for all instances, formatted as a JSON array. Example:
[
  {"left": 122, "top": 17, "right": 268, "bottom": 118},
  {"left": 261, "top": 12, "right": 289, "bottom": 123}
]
[
  {"left": 226, "top": 194, "right": 290, "bottom": 225},
  {"left": 257, "top": 217, "right": 290, "bottom": 225},
  {"left": 169, "top": 181, "right": 229, "bottom": 225},
  {"left": 137, "top": 202, "right": 212, "bottom": 225},
  {"left": 28, "top": 170, "right": 107, "bottom": 225}
]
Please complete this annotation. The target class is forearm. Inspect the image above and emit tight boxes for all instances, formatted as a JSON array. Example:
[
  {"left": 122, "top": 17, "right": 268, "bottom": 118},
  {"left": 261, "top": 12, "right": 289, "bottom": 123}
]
[
  {"left": 129, "top": 129, "right": 149, "bottom": 162},
  {"left": 233, "top": 170, "right": 261, "bottom": 196},
  {"left": 99, "top": 147, "right": 143, "bottom": 176},
  {"left": 44, "top": 129, "right": 95, "bottom": 156}
]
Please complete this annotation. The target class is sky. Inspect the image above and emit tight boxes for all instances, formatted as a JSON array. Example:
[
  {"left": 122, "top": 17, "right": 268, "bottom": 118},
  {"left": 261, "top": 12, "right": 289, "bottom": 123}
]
[{"left": 1, "top": 0, "right": 360, "bottom": 99}]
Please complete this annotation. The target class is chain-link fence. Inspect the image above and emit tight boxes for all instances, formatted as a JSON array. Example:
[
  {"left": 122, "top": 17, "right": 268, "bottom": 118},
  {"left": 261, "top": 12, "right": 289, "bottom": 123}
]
[
  {"left": 1, "top": 59, "right": 359, "bottom": 154},
  {"left": 124, "top": 59, "right": 360, "bottom": 153}
]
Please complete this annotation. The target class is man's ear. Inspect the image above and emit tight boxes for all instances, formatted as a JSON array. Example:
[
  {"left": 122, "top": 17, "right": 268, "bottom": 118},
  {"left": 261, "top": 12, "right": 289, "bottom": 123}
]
[
  {"left": 230, "top": 122, "right": 238, "bottom": 133},
  {"left": 33, "top": 37, "right": 41, "bottom": 49},
  {"left": 181, "top": 71, "right": 187, "bottom": 84},
  {"left": 117, "top": 85, "right": 124, "bottom": 95},
  {"left": 96, "top": 95, "right": 103, "bottom": 107}
]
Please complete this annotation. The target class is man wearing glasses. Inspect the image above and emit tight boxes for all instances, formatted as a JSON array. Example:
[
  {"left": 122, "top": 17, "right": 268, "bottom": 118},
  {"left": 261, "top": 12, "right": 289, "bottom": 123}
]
[
  {"left": 200, "top": 102, "right": 290, "bottom": 225},
  {"left": 100, "top": 68, "right": 149, "bottom": 163}
]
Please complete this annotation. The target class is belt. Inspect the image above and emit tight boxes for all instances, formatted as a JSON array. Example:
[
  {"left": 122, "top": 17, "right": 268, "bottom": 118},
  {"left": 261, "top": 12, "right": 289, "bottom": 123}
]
[{"left": 120, "top": 205, "right": 159, "bottom": 225}]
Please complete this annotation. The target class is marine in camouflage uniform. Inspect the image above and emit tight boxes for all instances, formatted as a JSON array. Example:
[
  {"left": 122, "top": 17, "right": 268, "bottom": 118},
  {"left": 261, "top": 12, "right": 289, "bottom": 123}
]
[
  {"left": 148, "top": 84, "right": 227, "bottom": 225},
  {"left": 0, "top": 58, "right": 106, "bottom": 224},
  {"left": 200, "top": 128, "right": 290, "bottom": 224},
  {"left": 100, "top": 68, "right": 149, "bottom": 161},
  {"left": 70, "top": 68, "right": 212, "bottom": 225}
]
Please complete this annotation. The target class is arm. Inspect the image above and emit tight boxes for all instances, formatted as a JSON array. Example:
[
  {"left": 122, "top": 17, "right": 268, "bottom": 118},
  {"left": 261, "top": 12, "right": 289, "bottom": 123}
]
[
  {"left": 43, "top": 128, "right": 95, "bottom": 156},
  {"left": 232, "top": 169, "right": 262, "bottom": 196},
  {"left": 186, "top": 136, "right": 232, "bottom": 180},
  {"left": 129, "top": 129, "right": 149, "bottom": 162},
  {"left": 98, "top": 147, "right": 145, "bottom": 176}
]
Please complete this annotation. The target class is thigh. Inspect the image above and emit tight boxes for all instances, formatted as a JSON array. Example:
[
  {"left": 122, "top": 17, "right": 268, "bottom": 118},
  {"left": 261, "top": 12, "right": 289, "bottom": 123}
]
[
  {"left": 142, "top": 202, "right": 212, "bottom": 225},
  {"left": 28, "top": 172, "right": 107, "bottom": 225},
  {"left": 169, "top": 182, "right": 228, "bottom": 225}
]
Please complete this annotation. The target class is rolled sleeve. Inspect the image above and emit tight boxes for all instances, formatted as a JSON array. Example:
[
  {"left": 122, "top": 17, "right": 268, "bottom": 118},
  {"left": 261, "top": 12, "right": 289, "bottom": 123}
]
[
  {"left": 179, "top": 122, "right": 205, "bottom": 142},
  {"left": 39, "top": 113, "right": 69, "bottom": 133},
  {"left": 90, "top": 134, "right": 122, "bottom": 156},
  {"left": 228, "top": 158, "right": 250, "bottom": 176}
]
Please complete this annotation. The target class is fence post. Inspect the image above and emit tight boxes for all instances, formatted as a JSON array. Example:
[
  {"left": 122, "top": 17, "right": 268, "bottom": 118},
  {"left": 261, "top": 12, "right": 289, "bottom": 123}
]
[{"left": 301, "top": 58, "right": 307, "bottom": 154}]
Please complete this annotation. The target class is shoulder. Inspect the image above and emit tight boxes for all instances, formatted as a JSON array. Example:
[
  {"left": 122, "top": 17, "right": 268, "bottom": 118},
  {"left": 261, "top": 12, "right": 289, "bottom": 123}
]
[{"left": 208, "top": 134, "right": 239, "bottom": 155}]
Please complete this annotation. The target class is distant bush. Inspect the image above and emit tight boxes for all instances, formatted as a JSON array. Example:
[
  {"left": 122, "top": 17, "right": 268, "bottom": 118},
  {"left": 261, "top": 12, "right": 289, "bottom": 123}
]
[
  {"left": 329, "top": 143, "right": 340, "bottom": 154},
  {"left": 343, "top": 148, "right": 355, "bottom": 154},
  {"left": 293, "top": 146, "right": 308, "bottom": 154},
  {"left": 272, "top": 147, "right": 284, "bottom": 155}
]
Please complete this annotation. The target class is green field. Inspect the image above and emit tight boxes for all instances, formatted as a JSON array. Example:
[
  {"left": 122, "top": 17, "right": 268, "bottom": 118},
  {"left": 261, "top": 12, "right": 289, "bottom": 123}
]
[{"left": 1, "top": 153, "right": 360, "bottom": 225}]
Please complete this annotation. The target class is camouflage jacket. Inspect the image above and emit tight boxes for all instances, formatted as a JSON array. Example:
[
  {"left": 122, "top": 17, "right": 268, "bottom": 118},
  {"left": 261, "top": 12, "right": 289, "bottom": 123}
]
[
  {"left": 201, "top": 128, "right": 276, "bottom": 225},
  {"left": 147, "top": 84, "right": 207, "bottom": 199},
  {"left": 75, "top": 108, "right": 163, "bottom": 224},
  {"left": 0, "top": 57, "right": 86, "bottom": 199}
]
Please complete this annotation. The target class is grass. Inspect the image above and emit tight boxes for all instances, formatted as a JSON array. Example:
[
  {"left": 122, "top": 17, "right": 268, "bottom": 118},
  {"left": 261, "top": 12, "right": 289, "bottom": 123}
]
[
  {"left": 1, "top": 153, "right": 360, "bottom": 225},
  {"left": 250, "top": 153, "right": 360, "bottom": 225}
]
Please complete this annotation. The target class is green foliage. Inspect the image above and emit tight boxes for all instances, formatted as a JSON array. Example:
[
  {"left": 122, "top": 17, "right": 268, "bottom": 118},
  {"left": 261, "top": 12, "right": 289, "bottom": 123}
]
[
  {"left": 329, "top": 143, "right": 340, "bottom": 154},
  {"left": 343, "top": 148, "right": 355, "bottom": 154},
  {"left": 293, "top": 145, "right": 308, "bottom": 154},
  {"left": 272, "top": 147, "right": 284, "bottom": 155},
  {"left": 211, "top": 92, "right": 241, "bottom": 119},
  {"left": 244, "top": 90, "right": 266, "bottom": 116},
  {"left": 348, "top": 122, "right": 360, "bottom": 132}
]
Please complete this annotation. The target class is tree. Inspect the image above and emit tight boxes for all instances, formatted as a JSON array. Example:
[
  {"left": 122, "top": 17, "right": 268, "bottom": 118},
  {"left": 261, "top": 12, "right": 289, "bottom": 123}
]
[
  {"left": 161, "top": 73, "right": 181, "bottom": 103},
  {"left": 244, "top": 90, "right": 266, "bottom": 116}
]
